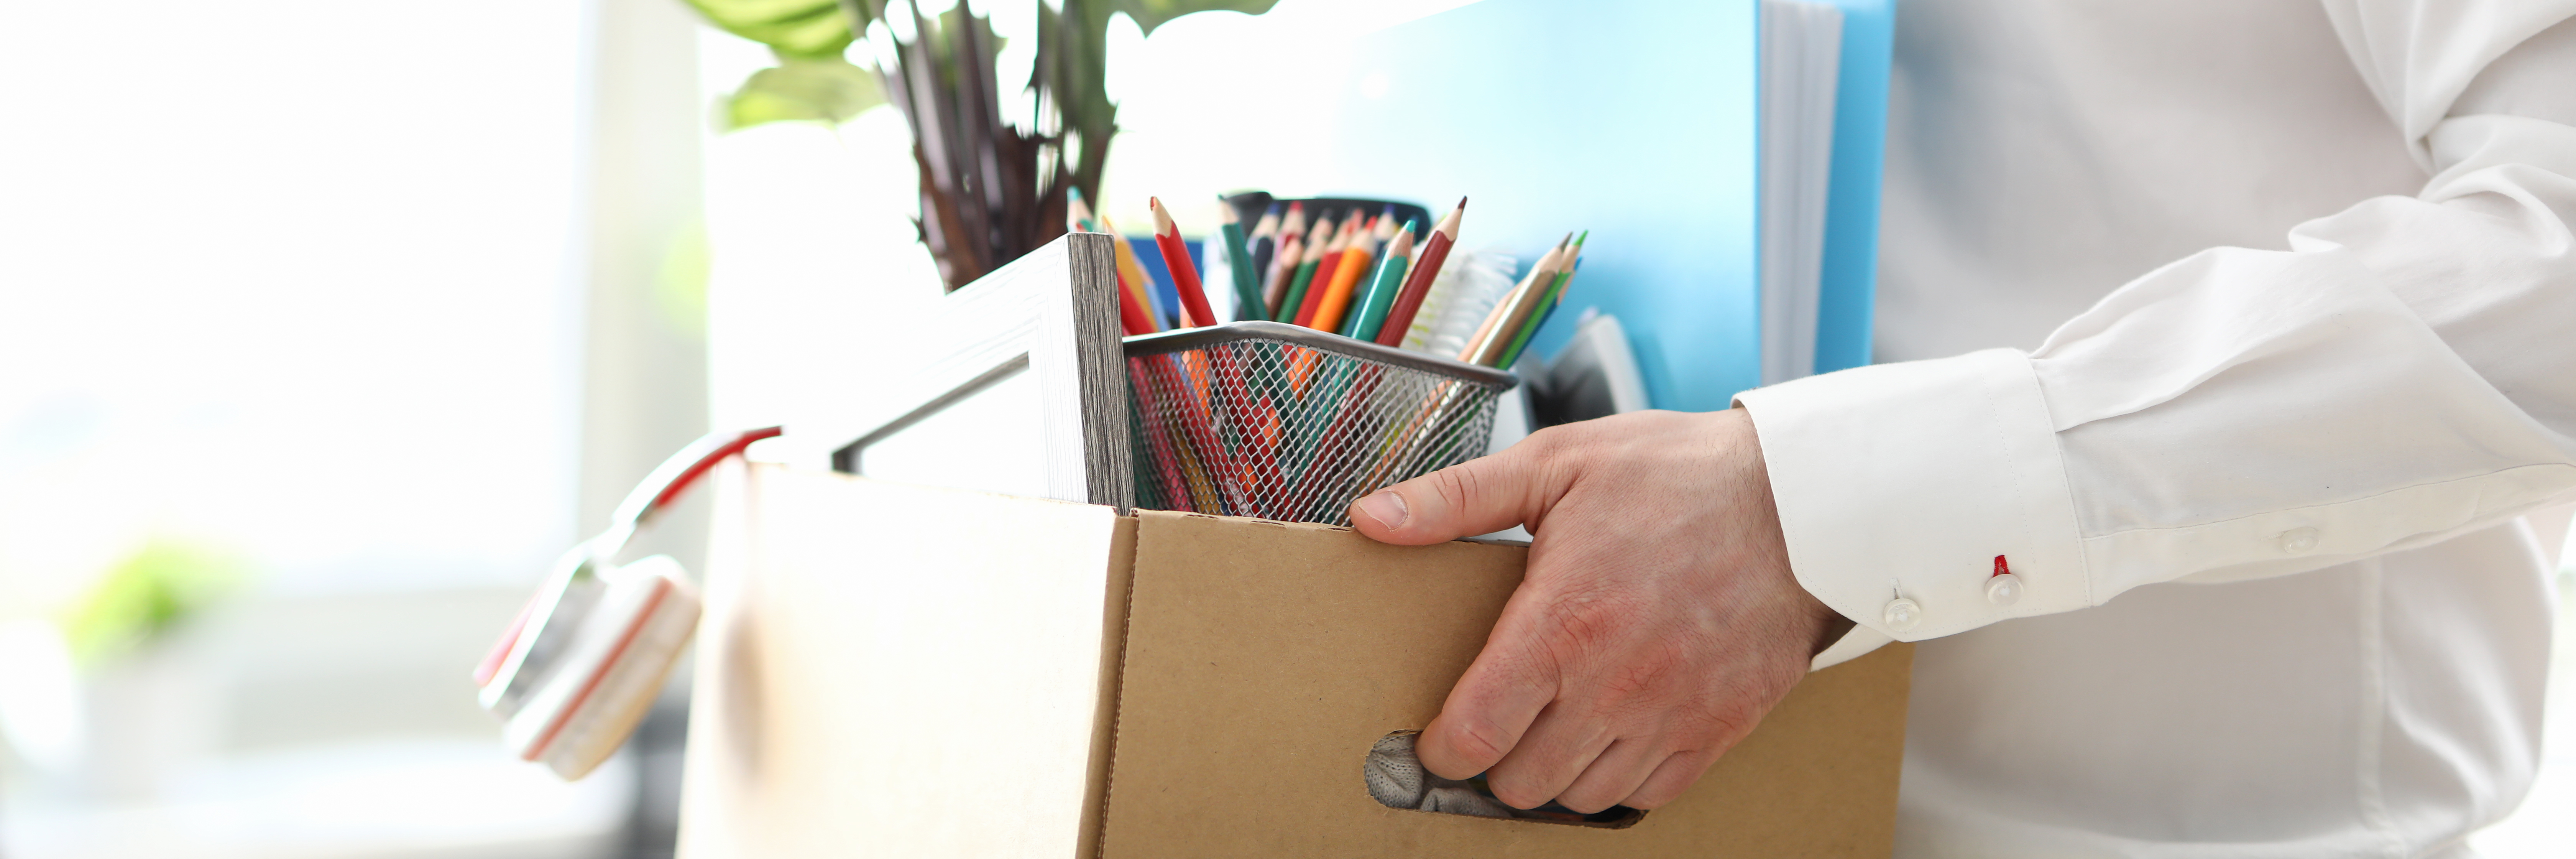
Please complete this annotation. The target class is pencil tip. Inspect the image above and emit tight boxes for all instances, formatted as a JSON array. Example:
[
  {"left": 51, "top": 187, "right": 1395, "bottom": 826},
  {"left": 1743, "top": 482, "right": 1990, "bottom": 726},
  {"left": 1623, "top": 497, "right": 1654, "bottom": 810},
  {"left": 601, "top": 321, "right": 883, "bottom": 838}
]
[{"left": 1457, "top": 196, "right": 1468, "bottom": 208}]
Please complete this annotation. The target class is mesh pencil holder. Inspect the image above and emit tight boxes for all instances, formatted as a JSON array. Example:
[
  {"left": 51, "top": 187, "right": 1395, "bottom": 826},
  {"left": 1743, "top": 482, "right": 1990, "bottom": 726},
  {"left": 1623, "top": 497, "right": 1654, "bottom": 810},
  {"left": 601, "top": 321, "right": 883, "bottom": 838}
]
[{"left": 1123, "top": 321, "right": 1519, "bottom": 526}]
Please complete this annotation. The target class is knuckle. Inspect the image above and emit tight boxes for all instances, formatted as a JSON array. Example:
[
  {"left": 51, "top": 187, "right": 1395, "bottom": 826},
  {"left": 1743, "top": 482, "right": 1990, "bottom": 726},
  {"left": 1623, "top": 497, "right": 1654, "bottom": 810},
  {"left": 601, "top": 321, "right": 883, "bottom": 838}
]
[
  {"left": 1516, "top": 425, "right": 1596, "bottom": 473},
  {"left": 1556, "top": 792, "right": 1617, "bottom": 815},
  {"left": 1625, "top": 778, "right": 1687, "bottom": 811},
  {"left": 1538, "top": 597, "right": 1622, "bottom": 659},
  {"left": 1679, "top": 689, "right": 1768, "bottom": 751},
  {"left": 1487, "top": 775, "right": 1552, "bottom": 810}
]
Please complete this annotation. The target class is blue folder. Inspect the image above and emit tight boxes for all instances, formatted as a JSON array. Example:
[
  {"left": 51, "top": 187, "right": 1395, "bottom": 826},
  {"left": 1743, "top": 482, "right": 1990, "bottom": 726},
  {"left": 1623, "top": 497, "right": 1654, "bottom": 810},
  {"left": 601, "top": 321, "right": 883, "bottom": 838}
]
[{"left": 1266, "top": 0, "right": 1893, "bottom": 411}]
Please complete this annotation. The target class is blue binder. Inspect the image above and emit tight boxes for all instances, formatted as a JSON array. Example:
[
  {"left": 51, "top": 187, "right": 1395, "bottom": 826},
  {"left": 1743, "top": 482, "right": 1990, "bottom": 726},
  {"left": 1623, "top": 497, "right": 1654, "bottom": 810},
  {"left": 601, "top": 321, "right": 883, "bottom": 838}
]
[{"left": 1260, "top": 0, "right": 1893, "bottom": 411}]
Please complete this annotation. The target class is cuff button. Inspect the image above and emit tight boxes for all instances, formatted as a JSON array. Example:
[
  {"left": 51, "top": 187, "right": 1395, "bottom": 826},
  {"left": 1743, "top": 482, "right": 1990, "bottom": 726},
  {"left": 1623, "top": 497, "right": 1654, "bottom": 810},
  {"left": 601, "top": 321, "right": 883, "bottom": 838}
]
[
  {"left": 1883, "top": 598, "right": 1923, "bottom": 633},
  {"left": 1985, "top": 573, "right": 2023, "bottom": 606}
]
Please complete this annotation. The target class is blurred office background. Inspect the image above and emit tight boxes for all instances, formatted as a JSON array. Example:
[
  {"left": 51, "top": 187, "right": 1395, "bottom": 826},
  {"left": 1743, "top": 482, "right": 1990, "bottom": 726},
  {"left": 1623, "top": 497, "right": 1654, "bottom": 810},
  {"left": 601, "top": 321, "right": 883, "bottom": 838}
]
[{"left": 0, "top": 1, "right": 2569, "bottom": 857}]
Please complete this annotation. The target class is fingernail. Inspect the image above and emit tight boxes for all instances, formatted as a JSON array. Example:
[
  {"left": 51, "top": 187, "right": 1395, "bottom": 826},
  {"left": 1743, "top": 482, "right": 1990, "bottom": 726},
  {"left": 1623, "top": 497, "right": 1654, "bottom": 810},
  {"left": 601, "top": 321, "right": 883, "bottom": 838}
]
[{"left": 1354, "top": 490, "right": 1409, "bottom": 530}]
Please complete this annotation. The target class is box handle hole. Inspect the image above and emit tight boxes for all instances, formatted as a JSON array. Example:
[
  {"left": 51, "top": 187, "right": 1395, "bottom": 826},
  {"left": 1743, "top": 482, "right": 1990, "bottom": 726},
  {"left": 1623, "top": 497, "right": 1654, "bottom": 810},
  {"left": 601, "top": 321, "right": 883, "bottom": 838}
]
[{"left": 1363, "top": 731, "right": 1645, "bottom": 828}]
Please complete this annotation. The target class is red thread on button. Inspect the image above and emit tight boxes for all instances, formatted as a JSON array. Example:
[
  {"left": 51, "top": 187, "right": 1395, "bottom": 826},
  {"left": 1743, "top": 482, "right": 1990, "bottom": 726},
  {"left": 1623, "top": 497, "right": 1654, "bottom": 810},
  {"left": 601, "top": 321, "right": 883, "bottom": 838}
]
[{"left": 1993, "top": 555, "right": 2011, "bottom": 577}]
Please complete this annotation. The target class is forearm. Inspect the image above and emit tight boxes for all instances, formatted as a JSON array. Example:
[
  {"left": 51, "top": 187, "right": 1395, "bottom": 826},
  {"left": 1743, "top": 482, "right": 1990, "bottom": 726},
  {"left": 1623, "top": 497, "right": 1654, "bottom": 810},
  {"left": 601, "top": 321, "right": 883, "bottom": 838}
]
[{"left": 1748, "top": 11, "right": 2576, "bottom": 660}]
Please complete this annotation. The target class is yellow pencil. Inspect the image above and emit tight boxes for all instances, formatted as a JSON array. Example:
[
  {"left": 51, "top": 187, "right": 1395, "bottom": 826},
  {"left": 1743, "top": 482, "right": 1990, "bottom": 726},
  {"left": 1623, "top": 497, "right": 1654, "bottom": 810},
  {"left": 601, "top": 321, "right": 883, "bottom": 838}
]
[
  {"left": 1097, "top": 211, "right": 1164, "bottom": 326},
  {"left": 1071, "top": 191, "right": 1162, "bottom": 332}
]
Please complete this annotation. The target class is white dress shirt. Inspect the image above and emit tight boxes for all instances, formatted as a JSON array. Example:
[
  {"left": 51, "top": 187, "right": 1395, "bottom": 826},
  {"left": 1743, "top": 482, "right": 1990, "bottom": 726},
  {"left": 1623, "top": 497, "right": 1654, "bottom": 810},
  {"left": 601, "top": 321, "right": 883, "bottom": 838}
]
[{"left": 1737, "top": 2, "right": 2576, "bottom": 856}]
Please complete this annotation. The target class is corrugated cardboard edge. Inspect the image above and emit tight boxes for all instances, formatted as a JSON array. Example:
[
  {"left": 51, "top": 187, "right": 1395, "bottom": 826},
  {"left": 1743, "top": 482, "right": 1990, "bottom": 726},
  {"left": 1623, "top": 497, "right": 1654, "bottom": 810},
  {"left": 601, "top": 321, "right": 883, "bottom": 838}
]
[
  {"left": 1077, "top": 516, "right": 1141, "bottom": 859},
  {"left": 1086, "top": 511, "right": 1343, "bottom": 856}
]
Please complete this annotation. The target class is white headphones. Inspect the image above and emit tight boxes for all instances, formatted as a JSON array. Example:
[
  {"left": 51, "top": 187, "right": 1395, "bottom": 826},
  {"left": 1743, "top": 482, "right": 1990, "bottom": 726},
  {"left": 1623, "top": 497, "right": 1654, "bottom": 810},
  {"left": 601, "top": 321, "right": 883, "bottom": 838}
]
[{"left": 473, "top": 426, "right": 780, "bottom": 779}]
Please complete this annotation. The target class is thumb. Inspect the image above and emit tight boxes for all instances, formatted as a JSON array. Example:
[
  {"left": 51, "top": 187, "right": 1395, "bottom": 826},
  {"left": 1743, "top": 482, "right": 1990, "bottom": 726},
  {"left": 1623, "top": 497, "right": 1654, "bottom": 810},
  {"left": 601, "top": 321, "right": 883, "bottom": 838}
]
[{"left": 1348, "top": 446, "right": 1558, "bottom": 545}]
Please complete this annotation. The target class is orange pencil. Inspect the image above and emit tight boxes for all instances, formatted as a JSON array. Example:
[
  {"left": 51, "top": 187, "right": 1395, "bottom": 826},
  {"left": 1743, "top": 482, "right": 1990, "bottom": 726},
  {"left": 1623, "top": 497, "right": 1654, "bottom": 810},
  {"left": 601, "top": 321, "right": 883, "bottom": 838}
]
[
  {"left": 1292, "top": 212, "right": 1354, "bottom": 328},
  {"left": 1376, "top": 197, "right": 1462, "bottom": 346},
  {"left": 1148, "top": 197, "right": 1219, "bottom": 328},
  {"left": 1309, "top": 211, "right": 1377, "bottom": 334}
]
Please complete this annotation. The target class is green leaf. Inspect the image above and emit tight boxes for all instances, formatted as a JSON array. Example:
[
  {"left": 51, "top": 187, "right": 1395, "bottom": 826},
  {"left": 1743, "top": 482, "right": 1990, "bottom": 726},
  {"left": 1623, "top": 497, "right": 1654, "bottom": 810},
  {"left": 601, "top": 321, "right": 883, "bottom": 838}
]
[
  {"left": 683, "top": 0, "right": 856, "bottom": 59},
  {"left": 725, "top": 55, "right": 886, "bottom": 128},
  {"left": 1109, "top": 0, "right": 1282, "bottom": 36},
  {"left": 61, "top": 538, "right": 247, "bottom": 667}
]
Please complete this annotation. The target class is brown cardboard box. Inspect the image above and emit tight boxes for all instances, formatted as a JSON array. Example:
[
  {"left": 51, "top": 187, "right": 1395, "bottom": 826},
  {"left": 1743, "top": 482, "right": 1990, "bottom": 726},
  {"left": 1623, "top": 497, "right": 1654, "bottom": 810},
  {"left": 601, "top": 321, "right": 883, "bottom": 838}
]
[{"left": 678, "top": 464, "right": 1910, "bottom": 857}]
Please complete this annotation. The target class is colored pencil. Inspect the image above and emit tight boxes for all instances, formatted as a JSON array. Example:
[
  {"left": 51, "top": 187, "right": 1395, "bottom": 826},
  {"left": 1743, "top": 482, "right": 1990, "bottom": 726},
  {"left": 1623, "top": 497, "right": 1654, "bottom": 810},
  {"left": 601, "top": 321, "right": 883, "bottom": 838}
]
[
  {"left": 1263, "top": 202, "right": 1306, "bottom": 316},
  {"left": 1272, "top": 212, "right": 1329, "bottom": 325},
  {"left": 1115, "top": 270, "right": 1157, "bottom": 335},
  {"left": 1478, "top": 239, "right": 1572, "bottom": 365},
  {"left": 1482, "top": 235, "right": 1576, "bottom": 365},
  {"left": 1096, "top": 210, "right": 1166, "bottom": 327},
  {"left": 1308, "top": 211, "right": 1373, "bottom": 332},
  {"left": 1496, "top": 232, "right": 1585, "bottom": 368},
  {"left": 1375, "top": 197, "right": 1462, "bottom": 346},
  {"left": 1247, "top": 202, "right": 1281, "bottom": 288},
  {"left": 1345, "top": 218, "right": 1416, "bottom": 342},
  {"left": 1148, "top": 197, "right": 1218, "bottom": 328},
  {"left": 1265, "top": 224, "right": 1304, "bottom": 317},
  {"left": 1504, "top": 251, "right": 1576, "bottom": 364},
  {"left": 1214, "top": 198, "right": 1264, "bottom": 322},
  {"left": 1290, "top": 212, "right": 1350, "bottom": 328},
  {"left": 1069, "top": 189, "right": 1162, "bottom": 333},
  {"left": 1279, "top": 217, "right": 1332, "bottom": 327},
  {"left": 1195, "top": 198, "right": 1267, "bottom": 325},
  {"left": 1463, "top": 233, "right": 1570, "bottom": 365}
]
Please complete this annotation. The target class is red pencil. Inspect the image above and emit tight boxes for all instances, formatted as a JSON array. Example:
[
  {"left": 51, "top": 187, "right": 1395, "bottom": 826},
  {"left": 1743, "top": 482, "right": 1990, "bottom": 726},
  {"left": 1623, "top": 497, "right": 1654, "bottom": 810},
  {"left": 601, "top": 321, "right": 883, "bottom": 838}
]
[
  {"left": 1375, "top": 197, "right": 1464, "bottom": 346},
  {"left": 1115, "top": 269, "right": 1155, "bottom": 335},
  {"left": 1148, "top": 197, "right": 1219, "bottom": 328}
]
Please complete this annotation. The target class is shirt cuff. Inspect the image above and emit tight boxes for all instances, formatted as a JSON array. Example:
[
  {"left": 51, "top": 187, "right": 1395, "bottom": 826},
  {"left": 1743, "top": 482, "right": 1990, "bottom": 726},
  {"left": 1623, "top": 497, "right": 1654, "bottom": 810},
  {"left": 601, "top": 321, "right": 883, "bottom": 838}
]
[{"left": 1737, "top": 348, "right": 2090, "bottom": 656}]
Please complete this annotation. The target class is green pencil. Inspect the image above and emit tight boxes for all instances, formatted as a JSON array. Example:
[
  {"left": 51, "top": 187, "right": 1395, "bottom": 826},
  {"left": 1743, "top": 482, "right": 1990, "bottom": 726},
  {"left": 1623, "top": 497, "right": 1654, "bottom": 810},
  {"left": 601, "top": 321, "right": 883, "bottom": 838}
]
[
  {"left": 1217, "top": 199, "right": 1264, "bottom": 321},
  {"left": 1276, "top": 216, "right": 1332, "bottom": 328},
  {"left": 1344, "top": 218, "right": 1418, "bottom": 341}
]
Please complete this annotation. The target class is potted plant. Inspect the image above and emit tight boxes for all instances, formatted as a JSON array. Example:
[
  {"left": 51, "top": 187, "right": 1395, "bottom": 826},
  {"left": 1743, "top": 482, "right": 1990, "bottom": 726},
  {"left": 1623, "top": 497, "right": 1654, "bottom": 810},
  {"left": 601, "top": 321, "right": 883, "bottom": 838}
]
[{"left": 681, "top": 0, "right": 1280, "bottom": 290}]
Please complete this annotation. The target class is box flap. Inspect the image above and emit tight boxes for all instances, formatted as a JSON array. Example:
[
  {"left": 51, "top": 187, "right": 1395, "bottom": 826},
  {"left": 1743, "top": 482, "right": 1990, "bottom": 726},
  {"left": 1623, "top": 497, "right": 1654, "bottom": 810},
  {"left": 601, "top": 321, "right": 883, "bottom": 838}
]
[{"left": 678, "top": 466, "right": 1134, "bottom": 857}]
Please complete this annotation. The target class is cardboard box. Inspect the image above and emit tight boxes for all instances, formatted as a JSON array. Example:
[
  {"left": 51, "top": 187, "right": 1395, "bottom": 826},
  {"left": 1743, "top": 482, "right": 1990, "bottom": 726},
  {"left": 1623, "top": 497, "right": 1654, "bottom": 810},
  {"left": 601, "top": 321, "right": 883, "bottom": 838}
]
[{"left": 678, "top": 465, "right": 1910, "bottom": 857}]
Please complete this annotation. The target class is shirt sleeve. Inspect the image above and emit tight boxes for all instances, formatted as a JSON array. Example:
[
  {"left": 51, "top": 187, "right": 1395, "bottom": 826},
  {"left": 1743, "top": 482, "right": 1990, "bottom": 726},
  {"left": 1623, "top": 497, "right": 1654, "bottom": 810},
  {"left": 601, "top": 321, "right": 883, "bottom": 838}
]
[{"left": 1745, "top": 3, "right": 2576, "bottom": 670}]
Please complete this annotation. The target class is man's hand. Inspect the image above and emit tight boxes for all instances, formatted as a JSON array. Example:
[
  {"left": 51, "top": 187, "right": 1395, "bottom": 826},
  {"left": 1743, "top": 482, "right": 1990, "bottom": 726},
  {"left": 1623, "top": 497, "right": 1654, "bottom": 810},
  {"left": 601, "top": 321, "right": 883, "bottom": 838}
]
[{"left": 1347, "top": 409, "right": 1850, "bottom": 813}]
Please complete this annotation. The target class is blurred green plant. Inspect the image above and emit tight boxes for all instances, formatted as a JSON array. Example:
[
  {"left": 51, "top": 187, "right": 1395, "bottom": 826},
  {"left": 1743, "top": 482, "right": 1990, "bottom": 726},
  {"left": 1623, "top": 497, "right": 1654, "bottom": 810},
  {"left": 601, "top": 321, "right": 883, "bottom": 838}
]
[
  {"left": 60, "top": 539, "right": 247, "bottom": 666},
  {"left": 680, "top": 0, "right": 1279, "bottom": 289}
]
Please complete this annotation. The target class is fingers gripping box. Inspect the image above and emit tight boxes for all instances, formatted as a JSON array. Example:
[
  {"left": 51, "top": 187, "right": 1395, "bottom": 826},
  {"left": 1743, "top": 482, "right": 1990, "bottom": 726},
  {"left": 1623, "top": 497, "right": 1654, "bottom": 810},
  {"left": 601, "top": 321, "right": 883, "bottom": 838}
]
[{"left": 678, "top": 464, "right": 1911, "bottom": 858}]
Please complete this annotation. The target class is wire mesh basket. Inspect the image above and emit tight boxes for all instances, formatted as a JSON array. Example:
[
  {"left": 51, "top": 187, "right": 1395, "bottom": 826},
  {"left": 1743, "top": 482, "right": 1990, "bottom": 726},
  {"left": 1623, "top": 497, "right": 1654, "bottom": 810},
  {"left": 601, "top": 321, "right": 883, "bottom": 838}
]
[{"left": 1124, "top": 321, "right": 1519, "bottom": 525}]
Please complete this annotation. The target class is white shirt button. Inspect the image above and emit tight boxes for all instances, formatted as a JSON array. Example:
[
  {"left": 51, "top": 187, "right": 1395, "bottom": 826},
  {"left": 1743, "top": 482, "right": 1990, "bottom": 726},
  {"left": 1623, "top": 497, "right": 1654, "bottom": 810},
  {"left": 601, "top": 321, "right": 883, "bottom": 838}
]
[
  {"left": 1883, "top": 598, "right": 1922, "bottom": 632},
  {"left": 1985, "top": 573, "right": 2023, "bottom": 606},
  {"left": 2278, "top": 527, "right": 2319, "bottom": 554}
]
